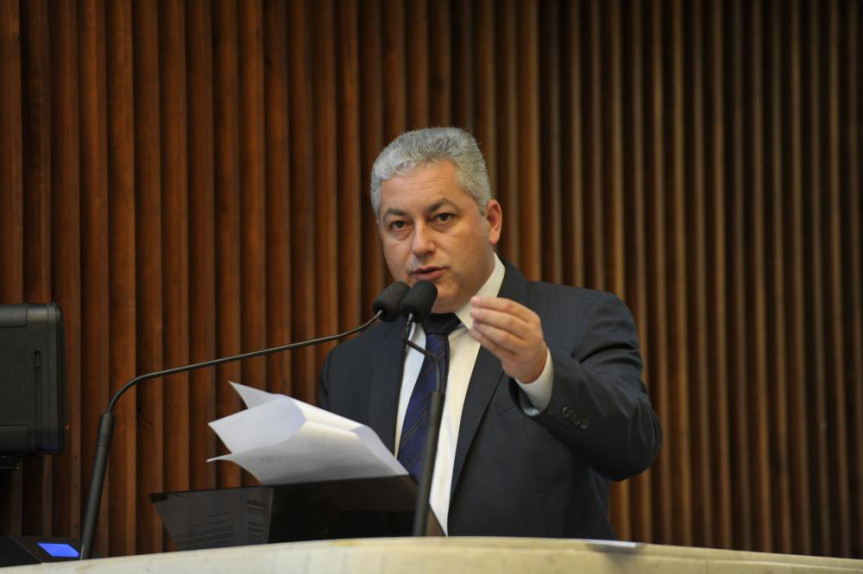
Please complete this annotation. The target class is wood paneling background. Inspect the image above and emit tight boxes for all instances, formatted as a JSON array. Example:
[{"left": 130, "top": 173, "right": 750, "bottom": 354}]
[{"left": 0, "top": 0, "right": 861, "bottom": 559}]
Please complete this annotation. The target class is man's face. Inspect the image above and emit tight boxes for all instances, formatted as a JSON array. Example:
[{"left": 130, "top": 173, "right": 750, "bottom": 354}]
[{"left": 377, "top": 161, "right": 502, "bottom": 314}]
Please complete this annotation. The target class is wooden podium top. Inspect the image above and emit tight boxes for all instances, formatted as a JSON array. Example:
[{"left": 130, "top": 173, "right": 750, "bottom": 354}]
[{"left": 6, "top": 537, "right": 863, "bottom": 573}]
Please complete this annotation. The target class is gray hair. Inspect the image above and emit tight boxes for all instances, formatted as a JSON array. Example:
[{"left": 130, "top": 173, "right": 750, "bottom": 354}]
[{"left": 370, "top": 127, "right": 492, "bottom": 219}]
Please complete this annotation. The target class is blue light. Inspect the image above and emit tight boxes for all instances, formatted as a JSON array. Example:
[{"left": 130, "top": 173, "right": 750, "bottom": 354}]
[{"left": 37, "top": 542, "right": 80, "bottom": 558}]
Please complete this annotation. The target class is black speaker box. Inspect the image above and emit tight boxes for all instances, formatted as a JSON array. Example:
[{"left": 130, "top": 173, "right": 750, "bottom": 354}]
[{"left": 0, "top": 303, "right": 66, "bottom": 458}]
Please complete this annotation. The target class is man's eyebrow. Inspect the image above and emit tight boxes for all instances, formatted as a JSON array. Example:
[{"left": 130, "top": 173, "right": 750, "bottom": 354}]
[
  {"left": 381, "top": 207, "right": 407, "bottom": 219},
  {"left": 381, "top": 198, "right": 459, "bottom": 219},
  {"left": 427, "top": 199, "right": 459, "bottom": 213}
]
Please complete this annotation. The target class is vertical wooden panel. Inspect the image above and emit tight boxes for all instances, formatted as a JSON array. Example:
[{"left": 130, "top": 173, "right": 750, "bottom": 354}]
[
  {"left": 604, "top": 0, "right": 625, "bottom": 297},
  {"left": 539, "top": 0, "right": 562, "bottom": 285},
  {"left": 727, "top": 0, "right": 753, "bottom": 550},
  {"left": 560, "top": 0, "right": 584, "bottom": 288},
  {"left": 685, "top": 0, "right": 712, "bottom": 549},
  {"left": 668, "top": 0, "right": 693, "bottom": 548},
  {"left": 843, "top": 1, "right": 863, "bottom": 559},
  {"left": 825, "top": 0, "right": 851, "bottom": 558},
  {"left": 186, "top": 0, "right": 218, "bottom": 491},
  {"left": 473, "top": 0, "right": 496, "bottom": 195},
  {"left": 106, "top": 0, "right": 137, "bottom": 555},
  {"left": 645, "top": 0, "right": 673, "bottom": 545},
  {"left": 21, "top": 0, "right": 51, "bottom": 301},
  {"left": 213, "top": 0, "right": 242, "bottom": 487},
  {"left": 451, "top": 0, "right": 472, "bottom": 130},
  {"left": 287, "top": 0, "right": 317, "bottom": 404},
  {"left": 706, "top": 0, "right": 733, "bottom": 550},
  {"left": 406, "top": 0, "right": 428, "bottom": 128},
  {"left": 78, "top": 0, "right": 110, "bottom": 551},
  {"left": 583, "top": 0, "right": 604, "bottom": 290},
  {"left": 766, "top": 0, "right": 792, "bottom": 554},
  {"left": 621, "top": 0, "right": 652, "bottom": 544},
  {"left": 516, "top": 0, "right": 540, "bottom": 278},
  {"left": 336, "top": 0, "right": 363, "bottom": 328},
  {"left": 605, "top": 0, "right": 630, "bottom": 540},
  {"left": 427, "top": 0, "right": 450, "bottom": 126},
  {"left": 804, "top": 0, "right": 832, "bottom": 555},
  {"left": 263, "top": 0, "right": 292, "bottom": 396},
  {"left": 745, "top": 0, "right": 772, "bottom": 552},
  {"left": 159, "top": 0, "right": 190, "bottom": 531},
  {"left": 133, "top": 0, "right": 164, "bottom": 554},
  {"left": 494, "top": 0, "right": 518, "bottom": 263},
  {"left": 382, "top": 0, "right": 406, "bottom": 140},
  {"left": 0, "top": 0, "right": 24, "bottom": 302},
  {"left": 358, "top": 0, "right": 386, "bottom": 304},
  {"left": 239, "top": 0, "right": 268, "bottom": 400},
  {"left": 311, "top": 0, "right": 339, "bottom": 385},
  {"left": 785, "top": 0, "right": 812, "bottom": 555}
]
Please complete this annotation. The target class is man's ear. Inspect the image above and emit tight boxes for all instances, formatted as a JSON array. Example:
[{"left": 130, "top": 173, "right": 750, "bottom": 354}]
[{"left": 486, "top": 199, "right": 502, "bottom": 246}]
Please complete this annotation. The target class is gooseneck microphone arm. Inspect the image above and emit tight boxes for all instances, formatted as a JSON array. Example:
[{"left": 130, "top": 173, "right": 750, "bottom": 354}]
[
  {"left": 105, "top": 317, "right": 375, "bottom": 415},
  {"left": 396, "top": 281, "right": 442, "bottom": 537},
  {"left": 80, "top": 281, "right": 409, "bottom": 560},
  {"left": 401, "top": 337, "right": 444, "bottom": 537},
  {"left": 80, "top": 317, "right": 377, "bottom": 560}
]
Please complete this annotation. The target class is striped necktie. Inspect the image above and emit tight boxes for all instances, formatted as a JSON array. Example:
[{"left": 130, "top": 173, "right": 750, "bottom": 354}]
[{"left": 397, "top": 312, "right": 461, "bottom": 481}]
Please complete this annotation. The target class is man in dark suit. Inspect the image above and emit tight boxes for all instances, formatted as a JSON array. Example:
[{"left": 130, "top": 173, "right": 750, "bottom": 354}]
[{"left": 319, "top": 127, "right": 661, "bottom": 539}]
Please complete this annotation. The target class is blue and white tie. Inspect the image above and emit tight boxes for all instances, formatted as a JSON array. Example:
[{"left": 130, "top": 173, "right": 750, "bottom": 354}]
[{"left": 397, "top": 313, "right": 461, "bottom": 481}]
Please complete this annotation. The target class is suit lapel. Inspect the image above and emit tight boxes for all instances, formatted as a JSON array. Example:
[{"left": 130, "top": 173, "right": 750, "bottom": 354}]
[
  {"left": 450, "top": 261, "right": 530, "bottom": 494},
  {"left": 450, "top": 346, "right": 504, "bottom": 492},
  {"left": 368, "top": 320, "right": 407, "bottom": 452}
]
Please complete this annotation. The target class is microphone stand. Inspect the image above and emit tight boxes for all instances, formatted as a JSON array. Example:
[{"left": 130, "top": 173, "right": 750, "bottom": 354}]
[
  {"left": 79, "top": 314, "right": 383, "bottom": 560},
  {"left": 401, "top": 331, "right": 445, "bottom": 537}
]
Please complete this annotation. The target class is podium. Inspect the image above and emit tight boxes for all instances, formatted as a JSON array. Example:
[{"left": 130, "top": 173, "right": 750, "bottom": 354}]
[
  {"left": 6, "top": 537, "right": 862, "bottom": 573},
  {"left": 150, "top": 476, "right": 441, "bottom": 551}
]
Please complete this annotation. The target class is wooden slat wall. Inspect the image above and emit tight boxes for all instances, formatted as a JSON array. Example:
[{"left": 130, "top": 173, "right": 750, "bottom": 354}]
[{"left": 0, "top": 0, "right": 861, "bottom": 559}]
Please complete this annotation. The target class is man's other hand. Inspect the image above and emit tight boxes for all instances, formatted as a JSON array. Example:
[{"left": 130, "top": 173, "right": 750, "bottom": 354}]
[{"left": 468, "top": 296, "right": 548, "bottom": 383}]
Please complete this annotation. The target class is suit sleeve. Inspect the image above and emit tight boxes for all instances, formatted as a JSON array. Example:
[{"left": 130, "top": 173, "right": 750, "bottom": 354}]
[{"left": 532, "top": 293, "right": 662, "bottom": 481}]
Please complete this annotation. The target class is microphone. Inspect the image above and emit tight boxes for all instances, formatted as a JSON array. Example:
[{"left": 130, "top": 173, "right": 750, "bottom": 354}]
[
  {"left": 399, "top": 280, "right": 437, "bottom": 341},
  {"left": 373, "top": 281, "right": 411, "bottom": 322},
  {"left": 79, "top": 281, "right": 409, "bottom": 560},
  {"left": 397, "top": 281, "right": 444, "bottom": 536},
  {"left": 399, "top": 280, "right": 437, "bottom": 323}
]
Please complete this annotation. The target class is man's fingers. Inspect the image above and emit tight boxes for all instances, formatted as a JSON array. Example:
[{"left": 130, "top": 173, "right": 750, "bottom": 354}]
[
  {"left": 470, "top": 296, "right": 539, "bottom": 337},
  {"left": 471, "top": 321, "right": 548, "bottom": 383},
  {"left": 469, "top": 321, "right": 522, "bottom": 356},
  {"left": 468, "top": 325, "right": 514, "bottom": 358},
  {"left": 470, "top": 307, "right": 529, "bottom": 339},
  {"left": 471, "top": 295, "right": 535, "bottom": 321}
]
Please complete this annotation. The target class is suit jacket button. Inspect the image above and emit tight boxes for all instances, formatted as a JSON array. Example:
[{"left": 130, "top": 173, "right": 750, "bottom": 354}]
[{"left": 578, "top": 418, "right": 589, "bottom": 430}]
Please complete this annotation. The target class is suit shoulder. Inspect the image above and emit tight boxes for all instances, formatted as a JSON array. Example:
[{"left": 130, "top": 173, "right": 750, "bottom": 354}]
[
  {"left": 325, "top": 320, "right": 398, "bottom": 362},
  {"left": 524, "top": 281, "right": 636, "bottom": 344},
  {"left": 526, "top": 281, "right": 624, "bottom": 314}
]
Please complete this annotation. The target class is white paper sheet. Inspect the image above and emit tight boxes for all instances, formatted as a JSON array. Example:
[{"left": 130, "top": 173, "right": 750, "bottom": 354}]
[{"left": 208, "top": 382, "right": 407, "bottom": 485}]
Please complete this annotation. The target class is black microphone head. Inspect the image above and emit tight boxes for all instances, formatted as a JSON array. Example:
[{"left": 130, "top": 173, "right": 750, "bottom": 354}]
[
  {"left": 372, "top": 281, "right": 410, "bottom": 322},
  {"left": 400, "top": 281, "right": 438, "bottom": 323}
]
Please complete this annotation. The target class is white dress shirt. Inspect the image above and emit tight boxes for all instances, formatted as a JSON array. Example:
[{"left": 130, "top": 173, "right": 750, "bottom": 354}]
[{"left": 394, "top": 254, "right": 554, "bottom": 533}]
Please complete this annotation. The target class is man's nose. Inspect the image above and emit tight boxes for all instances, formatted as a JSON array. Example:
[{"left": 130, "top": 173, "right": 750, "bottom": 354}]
[{"left": 411, "top": 223, "right": 435, "bottom": 256}]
